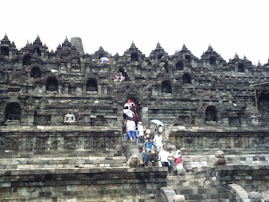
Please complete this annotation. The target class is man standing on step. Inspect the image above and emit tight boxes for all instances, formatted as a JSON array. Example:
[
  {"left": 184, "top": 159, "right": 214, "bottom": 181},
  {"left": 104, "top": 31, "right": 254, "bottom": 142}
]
[
  {"left": 153, "top": 132, "right": 163, "bottom": 152},
  {"left": 126, "top": 118, "right": 136, "bottom": 142},
  {"left": 159, "top": 145, "right": 169, "bottom": 168}
]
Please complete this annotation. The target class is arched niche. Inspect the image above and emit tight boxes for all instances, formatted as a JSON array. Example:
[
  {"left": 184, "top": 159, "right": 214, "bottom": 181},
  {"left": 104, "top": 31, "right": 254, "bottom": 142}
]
[
  {"left": 258, "top": 92, "right": 269, "bottom": 117},
  {"left": 158, "top": 53, "right": 163, "bottom": 60},
  {"left": 185, "top": 55, "right": 191, "bottom": 62},
  {"left": 176, "top": 61, "right": 184, "bottom": 70},
  {"left": 205, "top": 106, "right": 218, "bottom": 122},
  {"left": 182, "top": 73, "right": 191, "bottom": 84},
  {"left": 33, "top": 47, "right": 41, "bottom": 56},
  {"left": 23, "top": 54, "right": 31, "bottom": 66},
  {"left": 162, "top": 80, "right": 172, "bottom": 94},
  {"left": 1, "top": 46, "right": 9, "bottom": 56},
  {"left": 209, "top": 56, "right": 216, "bottom": 65},
  {"left": 31, "top": 66, "right": 41, "bottom": 78},
  {"left": 46, "top": 77, "right": 58, "bottom": 92},
  {"left": 86, "top": 78, "right": 98, "bottom": 92},
  {"left": 119, "top": 68, "right": 130, "bottom": 81},
  {"left": 238, "top": 63, "right": 245, "bottom": 72},
  {"left": 131, "top": 52, "right": 138, "bottom": 62},
  {"left": 5, "top": 102, "right": 21, "bottom": 122}
]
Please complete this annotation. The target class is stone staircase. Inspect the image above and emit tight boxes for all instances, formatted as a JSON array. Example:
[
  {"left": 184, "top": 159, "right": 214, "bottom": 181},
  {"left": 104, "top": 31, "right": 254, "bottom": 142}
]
[{"left": 159, "top": 141, "right": 269, "bottom": 201}]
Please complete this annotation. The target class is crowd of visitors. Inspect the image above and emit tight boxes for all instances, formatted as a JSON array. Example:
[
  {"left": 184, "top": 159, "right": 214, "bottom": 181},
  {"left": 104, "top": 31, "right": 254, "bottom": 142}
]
[{"left": 122, "top": 99, "right": 184, "bottom": 174}]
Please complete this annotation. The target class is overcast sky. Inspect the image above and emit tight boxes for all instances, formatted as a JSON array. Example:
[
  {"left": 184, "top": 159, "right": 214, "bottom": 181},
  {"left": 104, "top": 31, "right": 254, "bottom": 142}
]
[{"left": 2, "top": 0, "right": 269, "bottom": 64}]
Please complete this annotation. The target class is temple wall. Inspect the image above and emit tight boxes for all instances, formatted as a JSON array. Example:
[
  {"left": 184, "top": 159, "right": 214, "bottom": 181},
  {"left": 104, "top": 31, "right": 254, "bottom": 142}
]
[
  {"left": 169, "top": 126, "right": 269, "bottom": 151},
  {"left": 193, "top": 165, "right": 269, "bottom": 193},
  {"left": 0, "top": 126, "right": 122, "bottom": 157},
  {"left": 0, "top": 167, "right": 167, "bottom": 201}
]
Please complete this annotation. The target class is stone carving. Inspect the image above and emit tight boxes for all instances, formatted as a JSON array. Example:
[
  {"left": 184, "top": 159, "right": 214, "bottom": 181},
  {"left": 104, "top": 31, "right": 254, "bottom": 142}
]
[
  {"left": 36, "top": 137, "right": 49, "bottom": 150},
  {"left": 34, "top": 114, "right": 51, "bottom": 125},
  {"left": 214, "top": 150, "right": 226, "bottom": 166},
  {"left": 185, "top": 137, "right": 194, "bottom": 147},
  {"left": 84, "top": 137, "right": 94, "bottom": 150},
  {"left": 248, "top": 192, "right": 262, "bottom": 202},
  {"left": 4, "top": 137, "right": 19, "bottom": 150},
  {"left": 176, "top": 116, "right": 194, "bottom": 125},
  {"left": 71, "top": 58, "right": 81, "bottom": 71},
  {"left": 127, "top": 155, "right": 139, "bottom": 168},
  {"left": 90, "top": 115, "right": 107, "bottom": 126},
  {"left": 64, "top": 137, "right": 78, "bottom": 149},
  {"left": 64, "top": 113, "right": 76, "bottom": 123},
  {"left": 229, "top": 117, "right": 241, "bottom": 126},
  {"left": 173, "top": 195, "right": 186, "bottom": 202}
]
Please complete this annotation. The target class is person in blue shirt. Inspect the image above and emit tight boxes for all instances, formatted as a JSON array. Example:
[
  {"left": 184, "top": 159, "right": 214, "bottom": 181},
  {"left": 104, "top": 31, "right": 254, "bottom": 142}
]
[{"left": 144, "top": 137, "right": 155, "bottom": 153}]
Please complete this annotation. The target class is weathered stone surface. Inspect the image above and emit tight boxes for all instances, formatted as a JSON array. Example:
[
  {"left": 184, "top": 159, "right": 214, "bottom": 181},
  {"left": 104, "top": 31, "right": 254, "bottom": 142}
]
[
  {"left": 70, "top": 37, "right": 84, "bottom": 55},
  {"left": 248, "top": 192, "right": 262, "bottom": 202},
  {"left": 1, "top": 35, "right": 269, "bottom": 201},
  {"left": 0, "top": 126, "right": 122, "bottom": 157},
  {"left": 0, "top": 167, "right": 167, "bottom": 201}
]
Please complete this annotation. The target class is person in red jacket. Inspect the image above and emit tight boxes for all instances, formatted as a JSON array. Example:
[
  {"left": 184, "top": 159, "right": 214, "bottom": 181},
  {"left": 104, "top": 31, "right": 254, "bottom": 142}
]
[{"left": 174, "top": 150, "right": 185, "bottom": 175}]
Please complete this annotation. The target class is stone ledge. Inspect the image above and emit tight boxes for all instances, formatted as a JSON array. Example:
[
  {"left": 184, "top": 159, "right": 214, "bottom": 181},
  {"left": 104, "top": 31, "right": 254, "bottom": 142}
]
[
  {"left": 0, "top": 167, "right": 167, "bottom": 176},
  {"left": 0, "top": 125, "right": 121, "bottom": 132},
  {"left": 169, "top": 125, "right": 269, "bottom": 133}
]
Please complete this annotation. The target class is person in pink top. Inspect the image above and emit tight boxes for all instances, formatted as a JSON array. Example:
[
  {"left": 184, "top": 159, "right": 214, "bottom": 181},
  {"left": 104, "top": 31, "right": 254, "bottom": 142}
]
[{"left": 174, "top": 150, "right": 185, "bottom": 175}]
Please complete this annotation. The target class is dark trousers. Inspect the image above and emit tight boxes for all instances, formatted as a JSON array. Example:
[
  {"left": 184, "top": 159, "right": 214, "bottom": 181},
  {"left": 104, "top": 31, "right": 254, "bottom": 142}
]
[{"left": 161, "top": 162, "right": 169, "bottom": 167}]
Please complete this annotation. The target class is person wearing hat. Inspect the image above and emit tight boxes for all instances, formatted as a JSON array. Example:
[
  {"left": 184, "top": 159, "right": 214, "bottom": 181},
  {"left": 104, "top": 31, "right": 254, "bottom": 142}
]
[{"left": 174, "top": 150, "right": 185, "bottom": 175}]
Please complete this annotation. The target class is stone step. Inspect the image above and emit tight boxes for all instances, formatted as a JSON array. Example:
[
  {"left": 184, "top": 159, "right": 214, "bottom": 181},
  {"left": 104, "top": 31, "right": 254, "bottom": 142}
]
[{"left": 173, "top": 186, "right": 231, "bottom": 201}]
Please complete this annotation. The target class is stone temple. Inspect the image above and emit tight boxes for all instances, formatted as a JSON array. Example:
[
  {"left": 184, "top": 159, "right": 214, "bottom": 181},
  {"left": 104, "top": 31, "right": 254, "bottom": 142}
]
[{"left": 0, "top": 34, "right": 269, "bottom": 201}]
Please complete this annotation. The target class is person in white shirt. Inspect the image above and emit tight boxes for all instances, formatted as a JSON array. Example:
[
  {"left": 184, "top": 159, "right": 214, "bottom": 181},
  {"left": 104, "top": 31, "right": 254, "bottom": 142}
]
[
  {"left": 126, "top": 119, "right": 136, "bottom": 142},
  {"left": 137, "top": 121, "right": 144, "bottom": 143},
  {"left": 159, "top": 145, "right": 169, "bottom": 168},
  {"left": 153, "top": 132, "right": 163, "bottom": 152}
]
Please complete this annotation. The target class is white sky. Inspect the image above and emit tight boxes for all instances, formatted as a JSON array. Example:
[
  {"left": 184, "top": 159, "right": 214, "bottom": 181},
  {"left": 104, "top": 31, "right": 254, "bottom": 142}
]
[{"left": 2, "top": 0, "right": 269, "bottom": 64}]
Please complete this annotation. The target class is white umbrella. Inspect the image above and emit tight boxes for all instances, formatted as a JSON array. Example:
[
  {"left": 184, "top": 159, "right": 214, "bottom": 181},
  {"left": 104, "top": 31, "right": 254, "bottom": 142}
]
[
  {"left": 123, "top": 109, "right": 134, "bottom": 118},
  {"left": 100, "top": 57, "right": 109, "bottom": 63},
  {"left": 51, "top": 69, "right": 58, "bottom": 73},
  {"left": 150, "top": 119, "right": 164, "bottom": 126}
]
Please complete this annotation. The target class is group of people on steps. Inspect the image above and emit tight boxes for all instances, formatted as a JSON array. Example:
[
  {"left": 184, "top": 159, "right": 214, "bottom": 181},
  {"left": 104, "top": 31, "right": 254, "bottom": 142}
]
[{"left": 122, "top": 99, "right": 185, "bottom": 175}]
